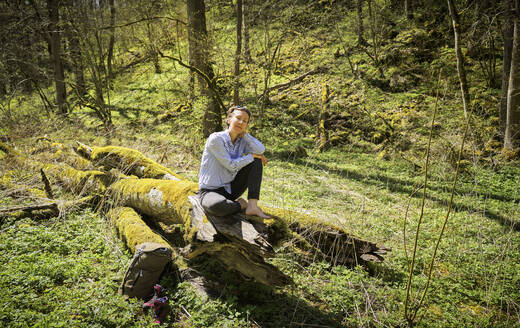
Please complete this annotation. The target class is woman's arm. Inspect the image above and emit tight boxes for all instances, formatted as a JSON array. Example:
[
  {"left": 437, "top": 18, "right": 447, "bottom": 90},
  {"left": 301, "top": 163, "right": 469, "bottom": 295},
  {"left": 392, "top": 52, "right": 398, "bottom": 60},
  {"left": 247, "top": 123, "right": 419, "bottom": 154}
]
[
  {"left": 207, "top": 134, "right": 254, "bottom": 172},
  {"left": 242, "top": 133, "right": 265, "bottom": 154}
]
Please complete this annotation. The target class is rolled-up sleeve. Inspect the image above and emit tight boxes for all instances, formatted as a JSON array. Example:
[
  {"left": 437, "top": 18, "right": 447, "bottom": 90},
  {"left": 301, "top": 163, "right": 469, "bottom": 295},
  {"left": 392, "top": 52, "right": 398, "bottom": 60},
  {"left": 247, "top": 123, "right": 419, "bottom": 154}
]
[
  {"left": 243, "top": 133, "right": 265, "bottom": 154},
  {"left": 207, "top": 134, "right": 254, "bottom": 173}
]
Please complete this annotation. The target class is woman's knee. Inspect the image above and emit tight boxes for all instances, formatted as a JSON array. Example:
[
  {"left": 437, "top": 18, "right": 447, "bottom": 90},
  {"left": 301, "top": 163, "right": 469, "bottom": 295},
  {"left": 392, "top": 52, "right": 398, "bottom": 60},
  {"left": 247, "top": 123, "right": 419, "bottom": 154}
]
[
  {"left": 251, "top": 157, "right": 263, "bottom": 172},
  {"left": 202, "top": 198, "right": 239, "bottom": 216}
]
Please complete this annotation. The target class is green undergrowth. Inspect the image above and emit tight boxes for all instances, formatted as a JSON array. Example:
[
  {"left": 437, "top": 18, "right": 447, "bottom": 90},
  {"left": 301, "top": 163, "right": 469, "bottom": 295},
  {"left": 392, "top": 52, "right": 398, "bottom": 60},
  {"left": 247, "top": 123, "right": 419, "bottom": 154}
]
[
  {"left": 1, "top": 0, "right": 519, "bottom": 326},
  {"left": 1, "top": 140, "right": 519, "bottom": 327},
  {"left": 0, "top": 210, "right": 150, "bottom": 328}
]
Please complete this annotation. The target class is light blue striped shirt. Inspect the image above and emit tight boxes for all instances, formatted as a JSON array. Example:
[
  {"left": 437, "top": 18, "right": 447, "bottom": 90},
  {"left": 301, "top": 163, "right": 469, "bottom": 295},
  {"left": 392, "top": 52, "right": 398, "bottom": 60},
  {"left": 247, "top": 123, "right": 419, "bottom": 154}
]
[{"left": 198, "top": 131, "right": 265, "bottom": 193}]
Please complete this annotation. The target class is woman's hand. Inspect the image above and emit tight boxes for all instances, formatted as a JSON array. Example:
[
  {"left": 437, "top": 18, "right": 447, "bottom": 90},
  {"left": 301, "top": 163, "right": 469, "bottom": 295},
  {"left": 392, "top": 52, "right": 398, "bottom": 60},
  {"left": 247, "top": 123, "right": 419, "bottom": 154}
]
[{"left": 252, "top": 153, "right": 268, "bottom": 166}]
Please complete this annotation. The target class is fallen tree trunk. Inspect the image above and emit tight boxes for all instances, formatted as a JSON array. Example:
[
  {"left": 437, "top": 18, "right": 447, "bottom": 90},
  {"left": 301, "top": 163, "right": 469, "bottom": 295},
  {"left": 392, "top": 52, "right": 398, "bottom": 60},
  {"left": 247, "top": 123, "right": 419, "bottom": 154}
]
[
  {"left": 35, "top": 143, "right": 390, "bottom": 288},
  {"left": 107, "top": 206, "right": 224, "bottom": 297},
  {"left": 74, "top": 143, "right": 183, "bottom": 180}
]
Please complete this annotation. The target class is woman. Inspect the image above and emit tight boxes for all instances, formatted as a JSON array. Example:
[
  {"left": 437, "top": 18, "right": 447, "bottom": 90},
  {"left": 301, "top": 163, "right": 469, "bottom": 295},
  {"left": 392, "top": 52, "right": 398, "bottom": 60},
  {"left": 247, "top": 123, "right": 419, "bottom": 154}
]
[{"left": 198, "top": 105, "right": 270, "bottom": 218}]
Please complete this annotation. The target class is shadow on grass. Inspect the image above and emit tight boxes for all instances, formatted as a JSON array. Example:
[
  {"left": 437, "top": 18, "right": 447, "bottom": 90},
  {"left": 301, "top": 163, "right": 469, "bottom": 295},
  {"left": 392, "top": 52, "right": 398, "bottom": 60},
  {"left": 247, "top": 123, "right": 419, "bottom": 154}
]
[
  {"left": 183, "top": 256, "right": 346, "bottom": 328},
  {"left": 287, "top": 157, "right": 519, "bottom": 232}
]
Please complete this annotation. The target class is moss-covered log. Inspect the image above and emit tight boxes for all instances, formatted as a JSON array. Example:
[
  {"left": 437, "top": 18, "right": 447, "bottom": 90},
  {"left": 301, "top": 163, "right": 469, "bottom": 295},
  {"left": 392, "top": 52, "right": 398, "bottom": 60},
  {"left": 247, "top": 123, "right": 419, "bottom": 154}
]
[
  {"left": 62, "top": 143, "right": 390, "bottom": 287},
  {"left": 107, "top": 206, "right": 170, "bottom": 251},
  {"left": 261, "top": 207, "right": 391, "bottom": 264},
  {"left": 107, "top": 178, "right": 289, "bottom": 286},
  {"left": 75, "top": 143, "right": 182, "bottom": 180},
  {"left": 43, "top": 163, "right": 111, "bottom": 195},
  {"left": 109, "top": 178, "right": 197, "bottom": 225}
]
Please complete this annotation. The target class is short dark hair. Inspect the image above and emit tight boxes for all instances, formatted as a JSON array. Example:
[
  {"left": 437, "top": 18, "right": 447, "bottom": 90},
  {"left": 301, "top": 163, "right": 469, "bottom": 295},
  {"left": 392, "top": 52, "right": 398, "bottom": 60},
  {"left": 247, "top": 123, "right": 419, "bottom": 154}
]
[{"left": 226, "top": 105, "right": 251, "bottom": 122}]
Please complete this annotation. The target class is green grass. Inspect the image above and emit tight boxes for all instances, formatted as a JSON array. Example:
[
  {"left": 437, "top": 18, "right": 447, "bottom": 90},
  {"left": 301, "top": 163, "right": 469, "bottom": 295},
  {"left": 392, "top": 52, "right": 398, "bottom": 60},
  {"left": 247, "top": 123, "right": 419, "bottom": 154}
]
[
  {"left": 1, "top": 138, "right": 518, "bottom": 327},
  {"left": 1, "top": 1, "right": 519, "bottom": 326}
]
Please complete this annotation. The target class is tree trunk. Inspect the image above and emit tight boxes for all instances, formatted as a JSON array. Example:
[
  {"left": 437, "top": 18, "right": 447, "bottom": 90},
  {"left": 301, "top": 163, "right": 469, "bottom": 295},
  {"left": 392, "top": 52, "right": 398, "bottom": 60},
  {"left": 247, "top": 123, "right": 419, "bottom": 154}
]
[
  {"left": 447, "top": 0, "right": 470, "bottom": 119},
  {"left": 404, "top": 0, "right": 413, "bottom": 19},
  {"left": 233, "top": 0, "right": 243, "bottom": 106},
  {"left": 242, "top": 0, "right": 252, "bottom": 63},
  {"left": 501, "top": 0, "right": 515, "bottom": 139},
  {"left": 47, "top": 0, "right": 68, "bottom": 114},
  {"left": 28, "top": 143, "right": 391, "bottom": 288},
  {"left": 186, "top": 0, "right": 222, "bottom": 137},
  {"left": 106, "top": 0, "right": 116, "bottom": 81},
  {"left": 356, "top": 0, "right": 366, "bottom": 46},
  {"left": 504, "top": 0, "right": 520, "bottom": 149}
]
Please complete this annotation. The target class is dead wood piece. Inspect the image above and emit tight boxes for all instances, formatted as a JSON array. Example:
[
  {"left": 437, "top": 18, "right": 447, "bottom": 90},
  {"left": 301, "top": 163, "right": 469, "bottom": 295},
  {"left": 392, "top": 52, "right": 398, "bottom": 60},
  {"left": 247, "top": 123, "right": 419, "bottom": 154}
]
[
  {"left": 188, "top": 196, "right": 274, "bottom": 256},
  {"left": 262, "top": 206, "right": 391, "bottom": 264},
  {"left": 75, "top": 143, "right": 182, "bottom": 180},
  {"left": 266, "top": 66, "right": 327, "bottom": 93},
  {"left": 40, "top": 169, "right": 54, "bottom": 199},
  {"left": 0, "top": 196, "right": 94, "bottom": 220},
  {"left": 181, "top": 243, "right": 291, "bottom": 287},
  {"left": 0, "top": 202, "right": 58, "bottom": 214}
]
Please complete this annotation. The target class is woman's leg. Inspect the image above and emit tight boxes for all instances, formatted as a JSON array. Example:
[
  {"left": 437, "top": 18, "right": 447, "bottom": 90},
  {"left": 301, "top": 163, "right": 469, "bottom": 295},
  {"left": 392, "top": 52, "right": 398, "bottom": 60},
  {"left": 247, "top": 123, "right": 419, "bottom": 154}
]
[
  {"left": 230, "top": 158, "right": 263, "bottom": 200},
  {"left": 199, "top": 188, "right": 242, "bottom": 216},
  {"left": 230, "top": 158, "right": 270, "bottom": 218}
]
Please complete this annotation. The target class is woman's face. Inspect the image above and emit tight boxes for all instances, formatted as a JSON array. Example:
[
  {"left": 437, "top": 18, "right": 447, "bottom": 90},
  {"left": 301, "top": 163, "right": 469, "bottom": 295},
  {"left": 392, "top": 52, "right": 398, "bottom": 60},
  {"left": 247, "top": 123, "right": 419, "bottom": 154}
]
[{"left": 228, "top": 110, "right": 250, "bottom": 135}]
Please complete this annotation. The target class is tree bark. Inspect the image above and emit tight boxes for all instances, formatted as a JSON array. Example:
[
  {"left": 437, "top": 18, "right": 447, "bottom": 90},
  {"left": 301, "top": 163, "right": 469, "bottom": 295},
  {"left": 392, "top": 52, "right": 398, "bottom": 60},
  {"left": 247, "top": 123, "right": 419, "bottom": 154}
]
[
  {"left": 447, "top": 0, "right": 470, "bottom": 119},
  {"left": 186, "top": 0, "right": 222, "bottom": 137},
  {"left": 106, "top": 0, "right": 116, "bottom": 81},
  {"left": 233, "top": 0, "right": 243, "bottom": 106},
  {"left": 357, "top": 0, "right": 366, "bottom": 46},
  {"left": 501, "top": 0, "right": 515, "bottom": 139},
  {"left": 404, "top": 0, "right": 413, "bottom": 19},
  {"left": 504, "top": 0, "right": 520, "bottom": 149},
  {"left": 47, "top": 0, "right": 68, "bottom": 114},
  {"left": 242, "top": 0, "right": 252, "bottom": 63}
]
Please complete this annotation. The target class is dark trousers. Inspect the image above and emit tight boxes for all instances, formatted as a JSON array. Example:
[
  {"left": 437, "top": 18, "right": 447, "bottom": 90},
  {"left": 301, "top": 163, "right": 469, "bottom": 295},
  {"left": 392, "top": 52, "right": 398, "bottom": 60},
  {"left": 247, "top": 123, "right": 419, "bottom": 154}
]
[{"left": 199, "top": 158, "right": 263, "bottom": 216}]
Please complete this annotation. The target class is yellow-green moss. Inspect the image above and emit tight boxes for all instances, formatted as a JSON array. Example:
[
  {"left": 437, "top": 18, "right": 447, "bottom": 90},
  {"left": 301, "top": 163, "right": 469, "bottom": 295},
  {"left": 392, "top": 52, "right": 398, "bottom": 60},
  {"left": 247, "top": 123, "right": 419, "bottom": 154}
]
[
  {"left": 110, "top": 178, "right": 198, "bottom": 225},
  {"left": 90, "top": 145, "right": 183, "bottom": 180},
  {"left": 43, "top": 163, "right": 109, "bottom": 194},
  {"left": 27, "top": 188, "right": 47, "bottom": 198},
  {"left": 0, "top": 141, "right": 21, "bottom": 157},
  {"left": 107, "top": 207, "right": 171, "bottom": 253},
  {"left": 0, "top": 171, "right": 14, "bottom": 189}
]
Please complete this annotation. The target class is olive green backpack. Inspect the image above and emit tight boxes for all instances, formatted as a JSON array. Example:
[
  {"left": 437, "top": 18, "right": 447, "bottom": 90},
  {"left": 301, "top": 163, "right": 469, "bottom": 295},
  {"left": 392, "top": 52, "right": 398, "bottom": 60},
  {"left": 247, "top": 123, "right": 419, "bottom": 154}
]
[{"left": 119, "top": 242, "right": 172, "bottom": 299}]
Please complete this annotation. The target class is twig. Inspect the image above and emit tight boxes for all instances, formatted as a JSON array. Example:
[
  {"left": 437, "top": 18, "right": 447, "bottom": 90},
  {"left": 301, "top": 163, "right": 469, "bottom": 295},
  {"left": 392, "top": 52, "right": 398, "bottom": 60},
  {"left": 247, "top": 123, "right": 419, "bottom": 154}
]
[
  {"left": 98, "top": 16, "right": 186, "bottom": 30},
  {"left": 0, "top": 202, "right": 57, "bottom": 214},
  {"left": 404, "top": 69, "right": 442, "bottom": 322},
  {"left": 266, "top": 67, "right": 327, "bottom": 92},
  {"left": 410, "top": 121, "right": 470, "bottom": 323},
  {"left": 180, "top": 305, "right": 191, "bottom": 318}
]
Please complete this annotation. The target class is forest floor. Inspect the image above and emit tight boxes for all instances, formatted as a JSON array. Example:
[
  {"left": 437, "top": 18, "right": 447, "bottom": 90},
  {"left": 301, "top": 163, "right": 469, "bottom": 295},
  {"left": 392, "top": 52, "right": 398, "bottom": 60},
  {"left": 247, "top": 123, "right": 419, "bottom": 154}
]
[
  {"left": 1, "top": 2, "right": 520, "bottom": 326},
  {"left": 1, "top": 108, "right": 519, "bottom": 327}
]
